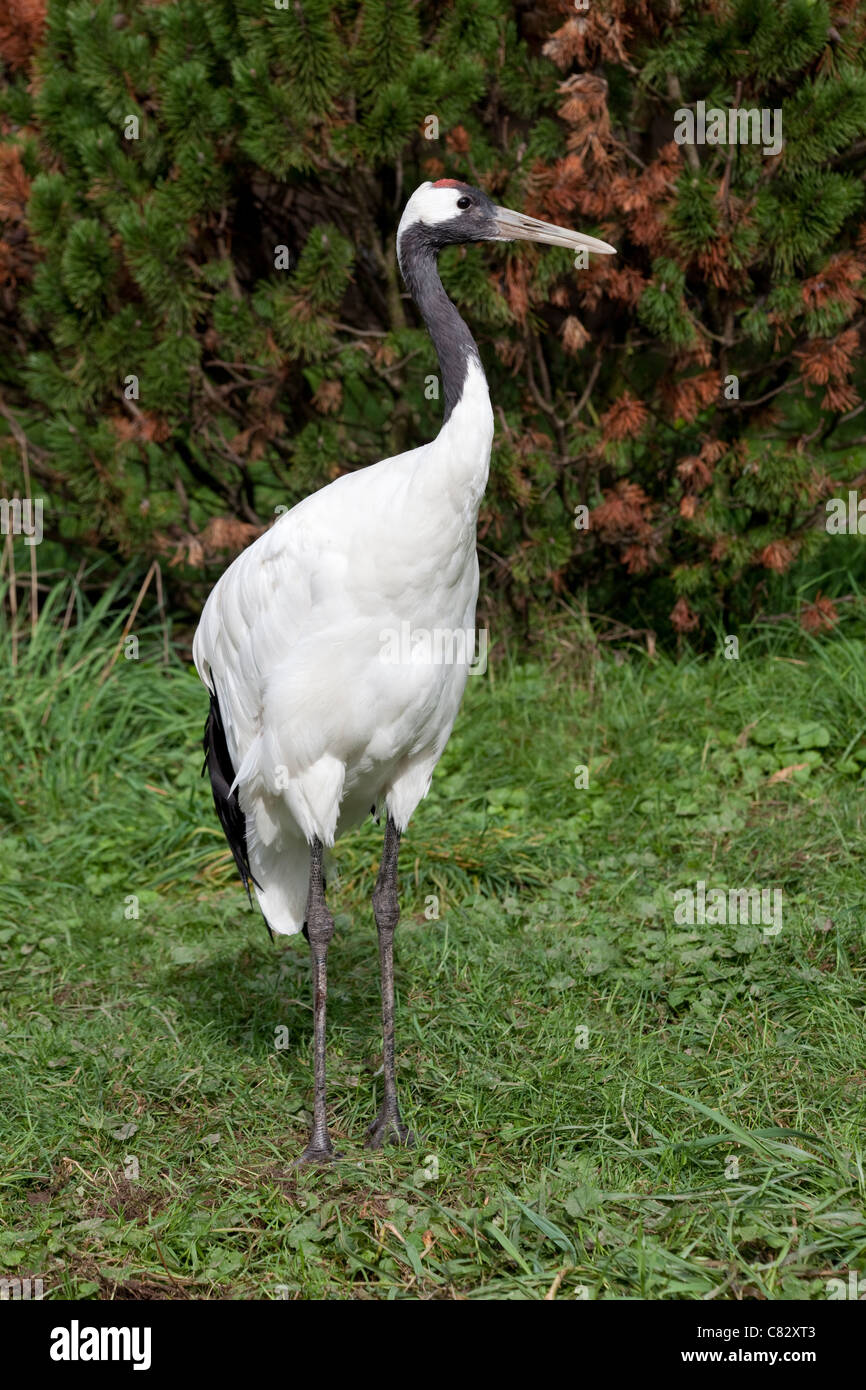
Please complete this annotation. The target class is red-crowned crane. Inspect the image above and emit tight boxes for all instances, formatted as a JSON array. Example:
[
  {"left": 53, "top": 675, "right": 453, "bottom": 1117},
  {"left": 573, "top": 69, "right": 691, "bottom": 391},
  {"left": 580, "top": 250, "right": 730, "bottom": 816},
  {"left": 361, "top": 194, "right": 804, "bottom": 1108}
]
[{"left": 193, "top": 180, "right": 615, "bottom": 1164}]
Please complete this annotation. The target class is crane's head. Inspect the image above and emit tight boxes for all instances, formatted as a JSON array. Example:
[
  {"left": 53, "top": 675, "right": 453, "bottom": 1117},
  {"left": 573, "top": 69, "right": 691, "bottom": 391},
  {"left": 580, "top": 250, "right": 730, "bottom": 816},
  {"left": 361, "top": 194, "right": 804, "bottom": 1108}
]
[{"left": 397, "top": 179, "right": 616, "bottom": 271}]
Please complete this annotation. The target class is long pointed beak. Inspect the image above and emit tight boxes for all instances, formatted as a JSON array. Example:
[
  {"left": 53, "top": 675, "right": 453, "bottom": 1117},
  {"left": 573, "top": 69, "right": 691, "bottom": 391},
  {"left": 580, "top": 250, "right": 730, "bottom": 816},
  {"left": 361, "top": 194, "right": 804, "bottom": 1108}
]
[{"left": 492, "top": 206, "right": 616, "bottom": 256}]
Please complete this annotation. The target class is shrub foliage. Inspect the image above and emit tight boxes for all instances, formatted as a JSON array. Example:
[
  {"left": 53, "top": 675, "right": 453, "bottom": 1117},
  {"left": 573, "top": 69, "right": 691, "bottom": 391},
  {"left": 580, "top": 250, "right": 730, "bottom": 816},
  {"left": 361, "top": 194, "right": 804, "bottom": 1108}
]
[{"left": 1, "top": 0, "right": 865, "bottom": 637}]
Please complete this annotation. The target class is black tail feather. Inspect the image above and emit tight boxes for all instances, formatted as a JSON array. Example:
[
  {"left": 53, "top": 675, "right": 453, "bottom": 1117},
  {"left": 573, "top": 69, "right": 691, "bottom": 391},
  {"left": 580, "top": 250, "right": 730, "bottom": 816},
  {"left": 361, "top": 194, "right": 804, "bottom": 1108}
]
[{"left": 201, "top": 684, "right": 272, "bottom": 941}]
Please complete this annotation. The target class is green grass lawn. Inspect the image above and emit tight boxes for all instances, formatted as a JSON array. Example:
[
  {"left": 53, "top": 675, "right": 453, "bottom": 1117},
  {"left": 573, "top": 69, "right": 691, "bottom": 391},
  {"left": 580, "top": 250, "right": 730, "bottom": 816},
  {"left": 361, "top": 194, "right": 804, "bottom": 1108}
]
[{"left": 1, "top": 587, "right": 865, "bottom": 1300}]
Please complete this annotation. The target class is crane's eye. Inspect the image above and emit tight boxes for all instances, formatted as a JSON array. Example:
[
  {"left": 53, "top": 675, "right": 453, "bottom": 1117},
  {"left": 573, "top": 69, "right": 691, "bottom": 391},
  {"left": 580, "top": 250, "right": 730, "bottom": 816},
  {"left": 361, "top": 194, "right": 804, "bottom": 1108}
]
[{"left": 456, "top": 196, "right": 472, "bottom": 210}]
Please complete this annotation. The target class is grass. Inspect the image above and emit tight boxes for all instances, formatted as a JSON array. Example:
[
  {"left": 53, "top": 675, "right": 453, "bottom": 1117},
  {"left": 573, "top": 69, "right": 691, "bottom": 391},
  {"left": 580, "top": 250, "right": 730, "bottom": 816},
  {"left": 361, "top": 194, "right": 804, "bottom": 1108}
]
[{"left": 0, "top": 581, "right": 865, "bottom": 1300}]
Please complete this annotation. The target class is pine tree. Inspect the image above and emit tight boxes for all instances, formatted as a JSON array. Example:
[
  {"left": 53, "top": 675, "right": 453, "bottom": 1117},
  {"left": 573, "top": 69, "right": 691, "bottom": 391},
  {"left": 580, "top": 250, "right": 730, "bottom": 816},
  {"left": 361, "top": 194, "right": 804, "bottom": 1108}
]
[{"left": 0, "top": 0, "right": 864, "bottom": 640}]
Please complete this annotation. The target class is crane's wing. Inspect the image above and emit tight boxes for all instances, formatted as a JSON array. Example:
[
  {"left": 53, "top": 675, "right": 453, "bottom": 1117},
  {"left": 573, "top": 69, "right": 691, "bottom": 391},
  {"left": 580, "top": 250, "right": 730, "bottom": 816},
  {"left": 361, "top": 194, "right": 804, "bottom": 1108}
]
[
  {"left": 201, "top": 683, "right": 260, "bottom": 901},
  {"left": 191, "top": 453, "right": 422, "bottom": 925},
  {"left": 192, "top": 448, "right": 435, "bottom": 776}
]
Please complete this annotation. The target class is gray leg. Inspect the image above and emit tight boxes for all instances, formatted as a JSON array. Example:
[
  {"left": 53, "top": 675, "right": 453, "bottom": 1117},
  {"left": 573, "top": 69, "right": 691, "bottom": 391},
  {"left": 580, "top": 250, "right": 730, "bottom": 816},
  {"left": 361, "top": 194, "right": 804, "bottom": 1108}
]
[
  {"left": 366, "top": 815, "right": 414, "bottom": 1149},
  {"left": 296, "top": 837, "right": 340, "bottom": 1165}
]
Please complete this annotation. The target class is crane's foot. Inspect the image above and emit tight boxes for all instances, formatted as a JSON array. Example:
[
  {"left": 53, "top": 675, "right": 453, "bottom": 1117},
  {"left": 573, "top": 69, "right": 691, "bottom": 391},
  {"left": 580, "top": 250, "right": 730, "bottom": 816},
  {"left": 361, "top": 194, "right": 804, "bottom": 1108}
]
[
  {"left": 294, "top": 1139, "right": 343, "bottom": 1167},
  {"left": 365, "top": 1109, "right": 415, "bottom": 1150}
]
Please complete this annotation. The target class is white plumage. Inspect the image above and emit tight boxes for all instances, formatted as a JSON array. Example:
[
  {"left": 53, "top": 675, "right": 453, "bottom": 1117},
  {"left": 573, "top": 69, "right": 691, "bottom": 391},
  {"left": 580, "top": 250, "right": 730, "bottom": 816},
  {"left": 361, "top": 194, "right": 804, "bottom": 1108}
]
[{"left": 193, "top": 356, "right": 492, "bottom": 935}]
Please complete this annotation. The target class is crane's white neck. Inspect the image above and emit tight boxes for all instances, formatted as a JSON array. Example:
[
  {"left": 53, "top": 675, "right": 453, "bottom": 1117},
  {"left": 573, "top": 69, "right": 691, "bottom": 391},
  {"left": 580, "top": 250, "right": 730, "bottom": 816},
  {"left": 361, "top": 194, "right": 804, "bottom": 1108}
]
[{"left": 434, "top": 355, "right": 494, "bottom": 510}]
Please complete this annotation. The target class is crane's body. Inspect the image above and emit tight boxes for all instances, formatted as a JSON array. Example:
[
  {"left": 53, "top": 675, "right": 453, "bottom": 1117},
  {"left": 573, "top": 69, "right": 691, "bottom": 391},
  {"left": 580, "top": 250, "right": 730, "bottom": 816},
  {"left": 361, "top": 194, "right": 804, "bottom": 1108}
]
[
  {"left": 193, "top": 357, "right": 492, "bottom": 935},
  {"left": 194, "top": 180, "right": 614, "bottom": 1163}
]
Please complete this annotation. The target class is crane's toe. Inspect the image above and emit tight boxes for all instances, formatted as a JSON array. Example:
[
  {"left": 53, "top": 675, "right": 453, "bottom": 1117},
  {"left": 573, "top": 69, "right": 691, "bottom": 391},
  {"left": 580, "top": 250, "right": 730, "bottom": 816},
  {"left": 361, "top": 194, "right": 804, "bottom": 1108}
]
[
  {"left": 365, "top": 1112, "right": 415, "bottom": 1150},
  {"left": 294, "top": 1142, "right": 344, "bottom": 1167}
]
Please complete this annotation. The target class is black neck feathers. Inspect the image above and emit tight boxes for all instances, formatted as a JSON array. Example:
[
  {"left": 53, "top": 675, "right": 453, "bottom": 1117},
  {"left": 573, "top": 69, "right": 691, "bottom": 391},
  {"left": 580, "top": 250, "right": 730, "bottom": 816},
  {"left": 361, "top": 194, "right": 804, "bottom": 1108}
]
[{"left": 398, "top": 226, "right": 483, "bottom": 423}]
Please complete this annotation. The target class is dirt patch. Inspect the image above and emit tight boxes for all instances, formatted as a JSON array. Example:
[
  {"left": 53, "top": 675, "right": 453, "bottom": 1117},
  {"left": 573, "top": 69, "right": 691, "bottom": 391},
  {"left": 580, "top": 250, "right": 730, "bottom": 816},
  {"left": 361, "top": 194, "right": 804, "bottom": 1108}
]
[
  {"left": 24, "top": 1158, "right": 77, "bottom": 1207},
  {"left": 52, "top": 980, "right": 96, "bottom": 1006},
  {"left": 90, "top": 1177, "right": 167, "bottom": 1224},
  {"left": 60, "top": 1253, "right": 202, "bottom": 1301}
]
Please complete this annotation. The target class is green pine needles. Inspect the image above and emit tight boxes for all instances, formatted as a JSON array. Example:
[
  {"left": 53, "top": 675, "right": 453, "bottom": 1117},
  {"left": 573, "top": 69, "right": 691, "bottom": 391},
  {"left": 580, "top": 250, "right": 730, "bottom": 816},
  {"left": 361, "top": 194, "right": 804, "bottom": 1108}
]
[{"left": 0, "top": 0, "right": 864, "bottom": 641}]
